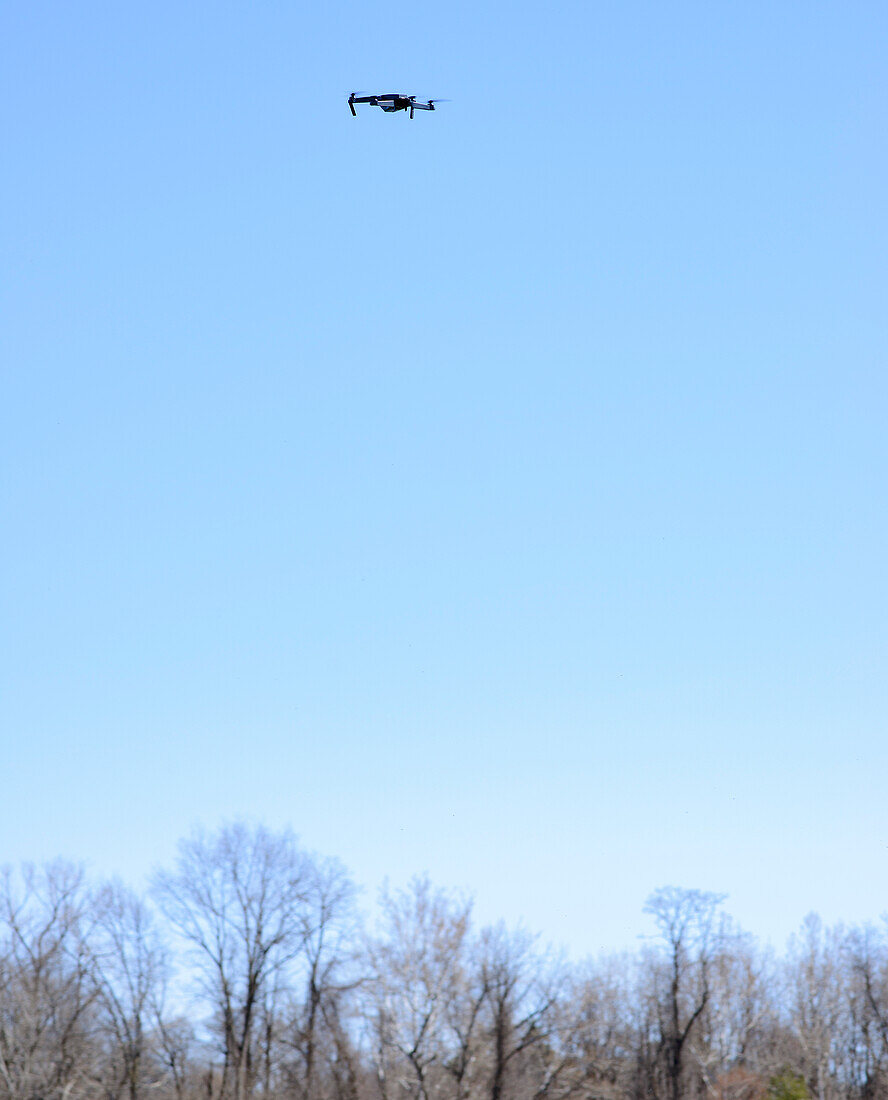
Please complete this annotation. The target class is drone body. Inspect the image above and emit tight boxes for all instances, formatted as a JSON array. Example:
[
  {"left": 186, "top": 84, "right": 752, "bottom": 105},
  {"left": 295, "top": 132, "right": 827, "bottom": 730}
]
[{"left": 348, "top": 93, "right": 441, "bottom": 119}]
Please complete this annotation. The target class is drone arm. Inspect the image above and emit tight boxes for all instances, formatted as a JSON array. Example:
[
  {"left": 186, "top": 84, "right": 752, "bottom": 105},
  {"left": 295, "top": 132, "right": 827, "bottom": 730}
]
[
  {"left": 348, "top": 95, "right": 379, "bottom": 114},
  {"left": 410, "top": 100, "right": 435, "bottom": 111}
]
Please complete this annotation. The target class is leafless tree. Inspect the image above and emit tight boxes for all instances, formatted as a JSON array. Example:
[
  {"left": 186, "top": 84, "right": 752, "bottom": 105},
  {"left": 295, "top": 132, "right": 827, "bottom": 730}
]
[
  {"left": 846, "top": 921, "right": 888, "bottom": 1099},
  {"left": 560, "top": 953, "right": 639, "bottom": 1100},
  {"left": 784, "top": 914, "right": 847, "bottom": 1100},
  {"left": 273, "top": 853, "right": 365, "bottom": 1100},
  {"left": 152, "top": 825, "right": 315, "bottom": 1100},
  {"left": 641, "top": 886, "right": 726, "bottom": 1100},
  {"left": 0, "top": 862, "right": 100, "bottom": 1100},
  {"left": 281, "top": 855, "right": 361, "bottom": 1100},
  {"left": 152, "top": 1015, "right": 200, "bottom": 1100},
  {"left": 364, "top": 877, "right": 471, "bottom": 1100},
  {"left": 689, "top": 924, "right": 781, "bottom": 1099},
  {"left": 472, "top": 923, "right": 561, "bottom": 1100},
  {"left": 92, "top": 880, "right": 170, "bottom": 1100},
  {"left": 438, "top": 943, "right": 488, "bottom": 1100}
]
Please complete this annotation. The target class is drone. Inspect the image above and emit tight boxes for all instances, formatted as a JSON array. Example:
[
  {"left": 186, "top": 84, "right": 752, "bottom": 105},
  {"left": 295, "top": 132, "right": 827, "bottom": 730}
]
[{"left": 348, "top": 93, "right": 443, "bottom": 119}]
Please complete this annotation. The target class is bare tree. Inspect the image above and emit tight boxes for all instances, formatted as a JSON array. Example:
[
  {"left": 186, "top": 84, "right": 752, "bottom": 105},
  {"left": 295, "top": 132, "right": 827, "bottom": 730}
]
[
  {"left": 152, "top": 1015, "right": 200, "bottom": 1100},
  {"left": 690, "top": 925, "right": 780, "bottom": 1099},
  {"left": 784, "top": 915, "right": 848, "bottom": 1100},
  {"left": 364, "top": 877, "right": 471, "bottom": 1100},
  {"left": 561, "top": 952, "right": 640, "bottom": 1100},
  {"left": 282, "top": 855, "right": 361, "bottom": 1100},
  {"left": 641, "top": 886, "right": 726, "bottom": 1100},
  {"left": 846, "top": 921, "right": 888, "bottom": 1099},
  {"left": 152, "top": 825, "right": 314, "bottom": 1100},
  {"left": 92, "top": 880, "right": 170, "bottom": 1100},
  {"left": 439, "top": 945, "right": 488, "bottom": 1100},
  {"left": 261, "top": 855, "right": 364, "bottom": 1100},
  {"left": 472, "top": 923, "right": 561, "bottom": 1100},
  {"left": 0, "top": 862, "right": 99, "bottom": 1100}
]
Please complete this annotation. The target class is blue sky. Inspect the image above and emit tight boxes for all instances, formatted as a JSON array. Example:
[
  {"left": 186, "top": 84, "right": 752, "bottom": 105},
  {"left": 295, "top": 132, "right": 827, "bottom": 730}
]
[{"left": 2, "top": 0, "right": 886, "bottom": 955}]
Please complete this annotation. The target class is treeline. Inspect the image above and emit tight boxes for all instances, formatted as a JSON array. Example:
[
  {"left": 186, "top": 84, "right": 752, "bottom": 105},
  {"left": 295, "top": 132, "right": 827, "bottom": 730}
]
[{"left": 2, "top": 825, "right": 887, "bottom": 1100}]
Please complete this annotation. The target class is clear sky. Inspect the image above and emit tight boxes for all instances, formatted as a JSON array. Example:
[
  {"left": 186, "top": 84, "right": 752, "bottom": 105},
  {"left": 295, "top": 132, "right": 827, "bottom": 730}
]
[{"left": 2, "top": 1, "right": 886, "bottom": 957}]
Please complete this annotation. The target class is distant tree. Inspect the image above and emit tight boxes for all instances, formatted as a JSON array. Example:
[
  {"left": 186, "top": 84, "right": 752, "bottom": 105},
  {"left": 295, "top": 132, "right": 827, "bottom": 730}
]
[
  {"left": 641, "top": 886, "right": 726, "bottom": 1100},
  {"left": 92, "top": 880, "right": 170, "bottom": 1100},
  {"left": 0, "top": 862, "right": 99, "bottom": 1100},
  {"left": 472, "top": 923, "right": 561, "bottom": 1100},
  {"left": 152, "top": 824, "right": 315, "bottom": 1100},
  {"left": 565, "top": 952, "right": 647, "bottom": 1100},
  {"left": 364, "top": 876, "right": 471, "bottom": 1100},
  {"left": 437, "top": 961, "right": 485, "bottom": 1100},
  {"left": 693, "top": 924, "right": 780, "bottom": 1094},
  {"left": 845, "top": 921, "right": 888, "bottom": 1098},
  {"left": 784, "top": 915, "right": 846, "bottom": 1100},
  {"left": 278, "top": 854, "right": 361, "bottom": 1100},
  {"left": 152, "top": 1015, "right": 200, "bottom": 1100}
]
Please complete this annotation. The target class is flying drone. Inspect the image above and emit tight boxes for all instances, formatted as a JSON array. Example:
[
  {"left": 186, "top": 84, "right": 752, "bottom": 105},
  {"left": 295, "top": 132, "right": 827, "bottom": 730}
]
[{"left": 348, "top": 93, "right": 444, "bottom": 119}]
